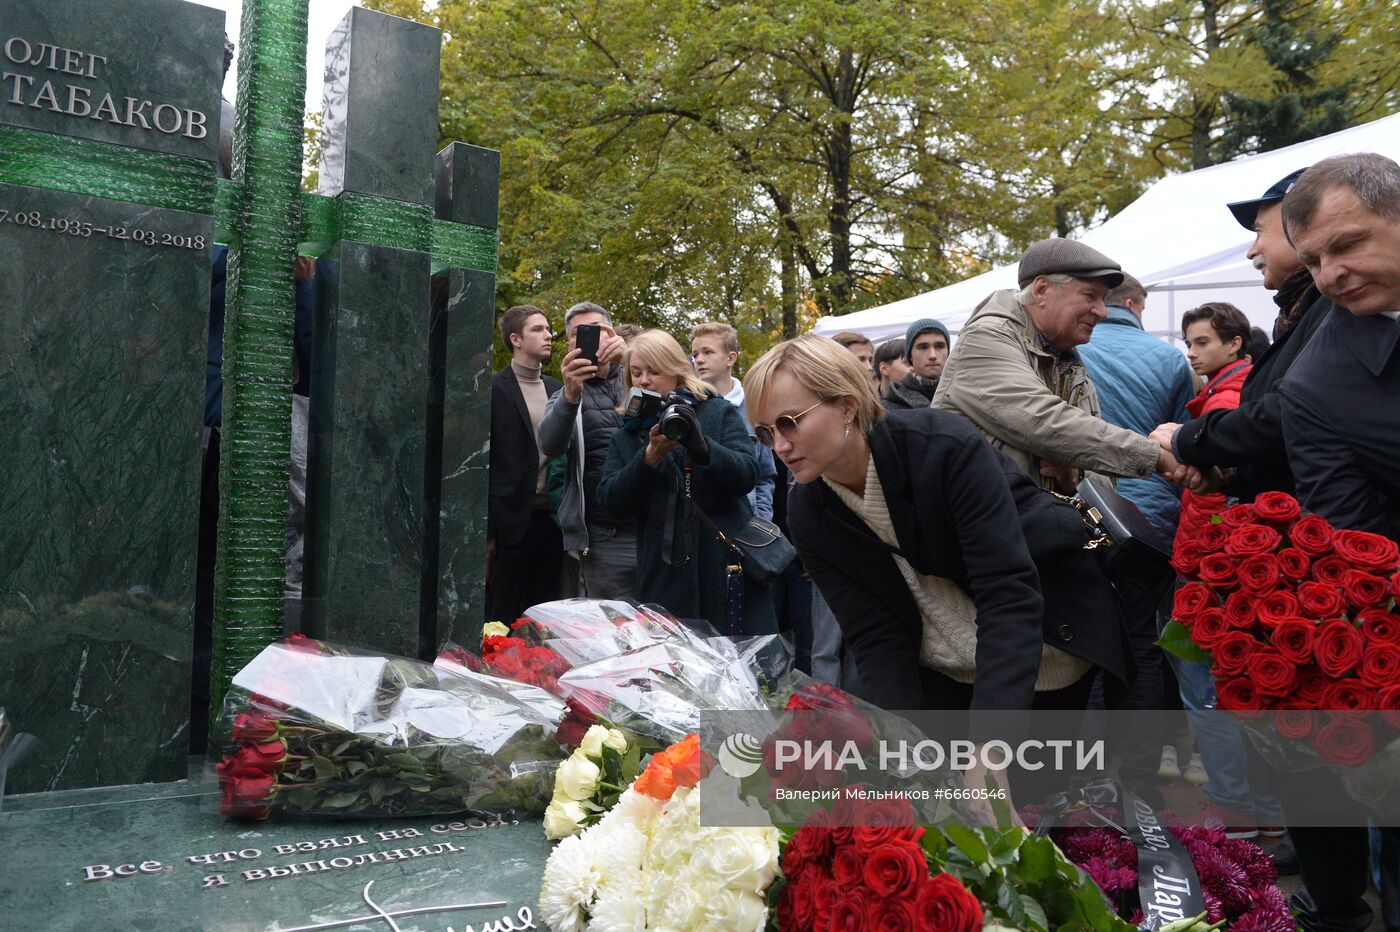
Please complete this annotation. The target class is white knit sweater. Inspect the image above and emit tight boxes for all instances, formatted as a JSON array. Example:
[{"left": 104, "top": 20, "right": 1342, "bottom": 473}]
[{"left": 823, "top": 458, "right": 1089, "bottom": 691}]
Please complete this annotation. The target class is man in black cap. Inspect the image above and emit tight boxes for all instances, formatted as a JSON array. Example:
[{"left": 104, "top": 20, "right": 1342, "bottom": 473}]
[
  {"left": 883, "top": 317, "right": 950, "bottom": 410},
  {"left": 1149, "top": 166, "right": 1334, "bottom": 504}
]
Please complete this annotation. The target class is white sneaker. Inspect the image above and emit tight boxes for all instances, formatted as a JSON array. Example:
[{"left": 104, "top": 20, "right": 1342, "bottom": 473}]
[
  {"left": 1183, "top": 752, "right": 1209, "bottom": 786},
  {"left": 1158, "top": 745, "right": 1181, "bottom": 781}
]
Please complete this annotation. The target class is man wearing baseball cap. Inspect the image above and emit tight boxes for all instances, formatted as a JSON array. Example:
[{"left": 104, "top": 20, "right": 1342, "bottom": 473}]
[{"left": 1149, "top": 166, "right": 1335, "bottom": 506}]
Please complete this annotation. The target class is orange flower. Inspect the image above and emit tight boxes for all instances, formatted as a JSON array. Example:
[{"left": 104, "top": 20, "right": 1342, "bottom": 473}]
[{"left": 633, "top": 734, "right": 711, "bottom": 800}]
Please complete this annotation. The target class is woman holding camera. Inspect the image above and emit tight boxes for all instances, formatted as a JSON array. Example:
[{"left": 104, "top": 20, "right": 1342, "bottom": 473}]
[
  {"left": 744, "top": 335, "right": 1129, "bottom": 714},
  {"left": 598, "top": 330, "right": 776, "bottom": 635}
]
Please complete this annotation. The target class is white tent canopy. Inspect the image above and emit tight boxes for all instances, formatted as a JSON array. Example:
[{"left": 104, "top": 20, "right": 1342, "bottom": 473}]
[{"left": 814, "top": 113, "right": 1400, "bottom": 347}]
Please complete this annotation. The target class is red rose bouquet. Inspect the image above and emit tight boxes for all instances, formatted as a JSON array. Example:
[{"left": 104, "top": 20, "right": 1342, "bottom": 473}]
[
  {"left": 1160, "top": 492, "right": 1400, "bottom": 811},
  {"left": 211, "top": 634, "right": 567, "bottom": 820}
]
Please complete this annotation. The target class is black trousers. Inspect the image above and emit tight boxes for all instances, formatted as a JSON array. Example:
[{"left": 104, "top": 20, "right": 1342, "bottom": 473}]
[{"left": 487, "top": 508, "right": 563, "bottom": 623}]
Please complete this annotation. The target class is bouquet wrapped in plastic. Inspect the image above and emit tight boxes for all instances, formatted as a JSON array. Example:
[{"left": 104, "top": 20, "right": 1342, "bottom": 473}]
[{"left": 211, "top": 634, "right": 567, "bottom": 820}]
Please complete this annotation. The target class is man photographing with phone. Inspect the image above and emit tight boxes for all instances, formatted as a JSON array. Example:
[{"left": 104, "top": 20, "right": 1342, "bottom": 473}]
[{"left": 537, "top": 302, "right": 637, "bottom": 599}]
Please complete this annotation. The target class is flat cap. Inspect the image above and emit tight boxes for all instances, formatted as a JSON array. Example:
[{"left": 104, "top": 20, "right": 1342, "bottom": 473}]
[
  {"left": 1226, "top": 167, "right": 1306, "bottom": 231},
  {"left": 1017, "top": 238, "right": 1124, "bottom": 289}
]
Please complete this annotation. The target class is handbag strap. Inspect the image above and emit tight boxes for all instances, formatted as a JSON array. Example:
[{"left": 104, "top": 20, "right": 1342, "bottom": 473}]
[{"left": 682, "top": 465, "right": 744, "bottom": 575}]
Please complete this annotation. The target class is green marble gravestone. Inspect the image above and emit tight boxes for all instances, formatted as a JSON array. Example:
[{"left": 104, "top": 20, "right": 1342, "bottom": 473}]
[
  {"left": 0, "top": 0, "right": 224, "bottom": 794},
  {"left": 1, "top": 0, "right": 500, "bottom": 796}
]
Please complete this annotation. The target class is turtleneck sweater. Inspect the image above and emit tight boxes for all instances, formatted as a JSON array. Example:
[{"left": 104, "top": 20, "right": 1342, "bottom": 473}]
[{"left": 512, "top": 359, "right": 550, "bottom": 498}]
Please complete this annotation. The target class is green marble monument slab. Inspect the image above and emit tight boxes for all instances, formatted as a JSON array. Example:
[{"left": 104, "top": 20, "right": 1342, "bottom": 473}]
[
  {"left": 0, "top": 0, "right": 222, "bottom": 794},
  {"left": 0, "top": 776, "right": 548, "bottom": 931},
  {"left": 424, "top": 144, "right": 499, "bottom": 651},
  {"left": 0, "top": 0, "right": 223, "bottom": 162},
  {"left": 302, "top": 8, "right": 440, "bottom": 658}
]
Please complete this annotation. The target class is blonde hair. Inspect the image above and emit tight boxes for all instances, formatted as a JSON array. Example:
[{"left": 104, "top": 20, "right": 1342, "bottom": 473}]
[
  {"left": 690, "top": 321, "right": 740, "bottom": 354},
  {"left": 620, "top": 330, "right": 715, "bottom": 408},
  {"left": 744, "top": 334, "right": 886, "bottom": 437}
]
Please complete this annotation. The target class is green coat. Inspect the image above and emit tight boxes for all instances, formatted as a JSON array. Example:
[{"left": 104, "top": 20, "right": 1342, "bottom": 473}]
[
  {"left": 932, "top": 289, "right": 1159, "bottom": 482},
  {"left": 598, "top": 395, "right": 776, "bottom": 635}
]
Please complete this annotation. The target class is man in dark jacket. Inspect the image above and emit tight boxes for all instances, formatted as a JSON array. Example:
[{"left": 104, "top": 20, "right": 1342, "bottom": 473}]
[
  {"left": 487, "top": 305, "right": 563, "bottom": 622},
  {"left": 883, "top": 318, "right": 950, "bottom": 410},
  {"left": 1151, "top": 167, "right": 1333, "bottom": 502},
  {"left": 537, "top": 302, "right": 634, "bottom": 599},
  {"left": 1277, "top": 153, "right": 1400, "bottom": 932}
]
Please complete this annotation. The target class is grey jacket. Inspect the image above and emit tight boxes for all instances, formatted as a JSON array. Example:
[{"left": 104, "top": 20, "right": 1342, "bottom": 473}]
[
  {"left": 932, "top": 289, "right": 1159, "bottom": 482},
  {"left": 537, "top": 369, "right": 627, "bottom": 554}
]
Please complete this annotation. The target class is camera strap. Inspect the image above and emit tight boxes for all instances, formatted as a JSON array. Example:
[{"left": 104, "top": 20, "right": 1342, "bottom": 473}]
[{"left": 661, "top": 461, "right": 690, "bottom": 566}]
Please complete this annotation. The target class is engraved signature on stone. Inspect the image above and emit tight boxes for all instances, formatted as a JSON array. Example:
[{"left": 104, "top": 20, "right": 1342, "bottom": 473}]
[{"left": 277, "top": 879, "right": 534, "bottom": 932}]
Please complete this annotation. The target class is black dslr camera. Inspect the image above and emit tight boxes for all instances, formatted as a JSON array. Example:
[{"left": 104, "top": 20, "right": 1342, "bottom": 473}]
[{"left": 624, "top": 388, "right": 709, "bottom": 463}]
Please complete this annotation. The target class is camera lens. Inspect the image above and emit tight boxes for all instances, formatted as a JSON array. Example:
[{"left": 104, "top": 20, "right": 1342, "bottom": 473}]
[{"left": 659, "top": 405, "right": 692, "bottom": 442}]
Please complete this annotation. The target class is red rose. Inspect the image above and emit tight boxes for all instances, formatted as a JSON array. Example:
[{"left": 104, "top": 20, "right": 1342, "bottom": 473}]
[
  {"left": 1226, "top": 524, "right": 1283, "bottom": 557},
  {"left": 916, "top": 873, "right": 983, "bottom": 932},
  {"left": 1191, "top": 609, "right": 1231, "bottom": 650},
  {"left": 283, "top": 632, "right": 321, "bottom": 654},
  {"left": 853, "top": 799, "right": 924, "bottom": 847},
  {"left": 1248, "top": 648, "right": 1297, "bottom": 699},
  {"left": 1171, "top": 541, "right": 1205, "bottom": 576},
  {"left": 776, "top": 873, "right": 809, "bottom": 931},
  {"left": 787, "top": 681, "right": 858, "bottom": 712},
  {"left": 1291, "top": 515, "right": 1336, "bottom": 556},
  {"left": 1198, "top": 522, "right": 1230, "bottom": 553},
  {"left": 1315, "top": 619, "right": 1365, "bottom": 677},
  {"left": 1211, "top": 632, "right": 1257, "bottom": 677},
  {"left": 218, "top": 765, "right": 276, "bottom": 819},
  {"left": 1253, "top": 492, "right": 1302, "bottom": 525},
  {"left": 1312, "top": 556, "right": 1350, "bottom": 587},
  {"left": 228, "top": 739, "right": 286, "bottom": 775},
  {"left": 828, "top": 888, "right": 870, "bottom": 931},
  {"left": 231, "top": 711, "right": 279, "bottom": 744},
  {"left": 863, "top": 841, "right": 928, "bottom": 899},
  {"left": 1360, "top": 609, "right": 1400, "bottom": 647},
  {"left": 1235, "top": 554, "right": 1281, "bottom": 596},
  {"left": 1345, "top": 570, "right": 1391, "bottom": 609},
  {"left": 1360, "top": 644, "right": 1400, "bottom": 692},
  {"left": 1333, "top": 530, "right": 1400, "bottom": 575},
  {"left": 1295, "top": 667, "right": 1331, "bottom": 705},
  {"left": 1278, "top": 548, "right": 1311, "bottom": 580},
  {"left": 813, "top": 877, "right": 840, "bottom": 930},
  {"left": 1216, "top": 677, "right": 1266, "bottom": 718},
  {"left": 1257, "top": 591, "right": 1301, "bottom": 629},
  {"left": 1298, "top": 581, "right": 1347, "bottom": 620},
  {"left": 1272, "top": 702, "right": 1318, "bottom": 740},
  {"left": 1222, "top": 503, "right": 1259, "bottom": 527},
  {"left": 832, "top": 845, "right": 865, "bottom": 889},
  {"left": 1271, "top": 618, "right": 1318, "bottom": 666},
  {"left": 1323, "top": 681, "right": 1376, "bottom": 717},
  {"left": 1173, "top": 582, "right": 1215, "bottom": 623},
  {"left": 1224, "top": 590, "right": 1258, "bottom": 629},
  {"left": 871, "top": 898, "right": 921, "bottom": 929},
  {"left": 1378, "top": 685, "right": 1400, "bottom": 732},
  {"left": 1314, "top": 717, "right": 1376, "bottom": 766},
  {"left": 1198, "top": 553, "right": 1238, "bottom": 589},
  {"left": 1392, "top": 571, "right": 1400, "bottom": 604}
]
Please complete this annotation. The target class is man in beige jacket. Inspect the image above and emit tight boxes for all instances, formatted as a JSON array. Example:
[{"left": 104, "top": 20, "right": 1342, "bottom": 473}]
[
  {"left": 934, "top": 237, "right": 1185, "bottom": 806},
  {"left": 933, "top": 238, "right": 1184, "bottom": 492}
]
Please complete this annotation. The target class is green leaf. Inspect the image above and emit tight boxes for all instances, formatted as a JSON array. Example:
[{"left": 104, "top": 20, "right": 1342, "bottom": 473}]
[
  {"left": 921, "top": 827, "right": 949, "bottom": 864},
  {"left": 324, "top": 792, "right": 359, "bottom": 807},
  {"left": 1155, "top": 618, "right": 1209, "bottom": 663},
  {"left": 311, "top": 756, "right": 338, "bottom": 782},
  {"left": 1016, "top": 834, "right": 1058, "bottom": 884},
  {"left": 1019, "top": 893, "right": 1049, "bottom": 931},
  {"left": 944, "top": 825, "right": 991, "bottom": 865}
]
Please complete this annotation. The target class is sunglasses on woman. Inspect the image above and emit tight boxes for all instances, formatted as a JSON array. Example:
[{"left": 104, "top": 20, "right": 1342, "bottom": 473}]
[{"left": 753, "top": 400, "right": 826, "bottom": 448}]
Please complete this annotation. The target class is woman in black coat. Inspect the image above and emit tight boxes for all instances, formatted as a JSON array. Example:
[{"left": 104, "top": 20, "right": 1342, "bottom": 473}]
[
  {"left": 597, "top": 330, "right": 776, "bottom": 635},
  {"left": 744, "top": 335, "right": 1130, "bottom": 715}
]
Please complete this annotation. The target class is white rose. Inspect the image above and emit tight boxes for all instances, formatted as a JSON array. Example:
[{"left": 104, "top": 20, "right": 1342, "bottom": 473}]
[
  {"left": 482, "top": 621, "right": 510, "bottom": 639},
  {"left": 700, "top": 831, "right": 778, "bottom": 893},
  {"left": 543, "top": 798, "right": 587, "bottom": 840},
  {"left": 704, "top": 888, "right": 768, "bottom": 932},
  {"left": 580, "top": 724, "right": 611, "bottom": 759},
  {"left": 556, "top": 753, "right": 602, "bottom": 801},
  {"left": 604, "top": 728, "right": 629, "bottom": 753}
]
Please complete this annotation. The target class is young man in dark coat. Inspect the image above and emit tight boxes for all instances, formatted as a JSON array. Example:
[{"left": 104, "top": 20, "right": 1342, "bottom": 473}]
[
  {"left": 882, "top": 318, "right": 950, "bottom": 410},
  {"left": 1277, "top": 152, "right": 1400, "bottom": 932},
  {"left": 487, "top": 305, "right": 563, "bottom": 622}
]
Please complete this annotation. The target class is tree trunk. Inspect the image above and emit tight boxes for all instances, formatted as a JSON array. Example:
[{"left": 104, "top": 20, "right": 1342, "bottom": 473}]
[
  {"left": 826, "top": 48, "right": 856, "bottom": 311},
  {"left": 1193, "top": 0, "right": 1222, "bottom": 169}
]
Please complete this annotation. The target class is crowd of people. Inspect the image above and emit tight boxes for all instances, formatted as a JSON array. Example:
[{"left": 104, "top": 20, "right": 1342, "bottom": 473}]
[{"left": 487, "top": 152, "right": 1400, "bottom": 930}]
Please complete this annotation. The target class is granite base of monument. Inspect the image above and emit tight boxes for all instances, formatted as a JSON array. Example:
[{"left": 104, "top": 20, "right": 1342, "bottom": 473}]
[{"left": 0, "top": 763, "right": 546, "bottom": 931}]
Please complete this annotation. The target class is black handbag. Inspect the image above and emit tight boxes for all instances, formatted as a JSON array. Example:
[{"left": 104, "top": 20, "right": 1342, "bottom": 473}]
[
  {"left": 689, "top": 504, "right": 797, "bottom": 586},
  {"left": 1056, "top": 479, "right": 1173, "bottom": 592}
]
